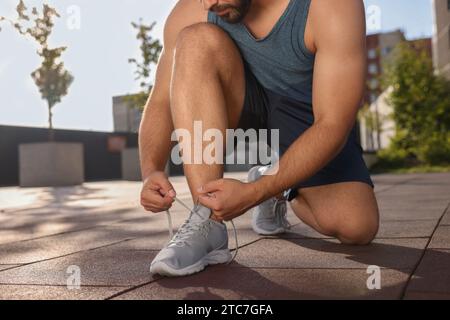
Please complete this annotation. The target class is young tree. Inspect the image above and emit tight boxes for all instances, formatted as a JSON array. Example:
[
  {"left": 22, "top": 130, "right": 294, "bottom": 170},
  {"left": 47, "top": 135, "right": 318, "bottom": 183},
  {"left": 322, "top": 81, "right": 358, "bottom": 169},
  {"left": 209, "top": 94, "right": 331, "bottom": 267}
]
[
  {"left": 127, "top": 19, "right": 162, "bottom": 110},
  {"left": 382, "top": 42, "right": 450, "bottom": 165},
  {"left": 0, "top": 1, "right": 73, "bottom": 141}
]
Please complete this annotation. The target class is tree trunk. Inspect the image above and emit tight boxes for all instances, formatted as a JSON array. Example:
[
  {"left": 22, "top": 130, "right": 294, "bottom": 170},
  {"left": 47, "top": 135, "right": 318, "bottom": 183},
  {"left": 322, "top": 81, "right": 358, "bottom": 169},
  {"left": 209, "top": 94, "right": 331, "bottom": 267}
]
[{"left": 48, "top": 103, "right": 55, "bottom": 142}]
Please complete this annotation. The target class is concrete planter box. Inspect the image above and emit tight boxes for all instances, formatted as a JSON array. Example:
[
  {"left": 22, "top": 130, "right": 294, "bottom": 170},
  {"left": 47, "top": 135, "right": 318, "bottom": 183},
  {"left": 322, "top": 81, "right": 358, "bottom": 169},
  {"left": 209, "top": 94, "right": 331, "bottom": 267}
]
[
  {"left": 19, "top": 142, "right": 84, "bottom": 187},
  {"left": 121, "top": 148, "right": 142, "bottom": 181},
  {"left": 121, "top": 148, "right": 173, "bottom": 181}
]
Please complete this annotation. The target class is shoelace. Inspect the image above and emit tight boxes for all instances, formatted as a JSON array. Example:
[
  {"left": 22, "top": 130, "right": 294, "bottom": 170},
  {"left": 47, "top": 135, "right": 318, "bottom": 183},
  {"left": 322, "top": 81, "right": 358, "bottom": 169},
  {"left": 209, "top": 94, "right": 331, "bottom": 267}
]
[
  {"left": 168, "top": 215, "right": 209, "bottom": 246},
  {"left": 165, "top": 197, "right": 239, "bottom": 264}
]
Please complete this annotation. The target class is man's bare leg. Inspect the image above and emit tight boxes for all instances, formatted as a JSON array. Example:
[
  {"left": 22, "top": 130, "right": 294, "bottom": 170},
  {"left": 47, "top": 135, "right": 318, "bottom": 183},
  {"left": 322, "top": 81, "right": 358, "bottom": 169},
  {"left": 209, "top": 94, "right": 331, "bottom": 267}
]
[
  {"left": 290, "top": 182, "right": 379, "bottom": 245},
  {"left": 170, "top": 23, "right": 246, "bottom": 206},
  {"left": 150, "top": 24, "right": 246, "bottom": 275}
]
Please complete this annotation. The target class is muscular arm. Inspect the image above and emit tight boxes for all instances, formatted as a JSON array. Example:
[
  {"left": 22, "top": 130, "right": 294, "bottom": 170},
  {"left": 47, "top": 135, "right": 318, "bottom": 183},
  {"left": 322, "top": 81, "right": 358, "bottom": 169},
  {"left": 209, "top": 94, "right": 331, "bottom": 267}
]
[
  {"left": 253, "top": 0, "right": 367, "bottom": 202},
  {"left": 139, "top": 0, "right": 206, "bottom": 179}
]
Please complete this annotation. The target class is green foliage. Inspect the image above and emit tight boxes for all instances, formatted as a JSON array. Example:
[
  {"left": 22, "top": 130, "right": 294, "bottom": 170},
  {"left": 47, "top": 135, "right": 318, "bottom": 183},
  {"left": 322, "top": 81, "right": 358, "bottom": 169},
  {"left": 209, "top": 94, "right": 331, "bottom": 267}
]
[
  {"left": 127, "top": 19, "right": 162, "bottom": 110},
  {"left": 380, "top": 42, "right": 450, "bottom": 166},
  {"left": 0, "top": 1, "right": 73, "bottom": 140},
  {"left": 31, "top": 47, "right": 73, "bottom": 111},
  {"left": 376, "top": 147, "right": 410, "bottom": 169},
  {"left": 416, "top": 132, "right": 450, "bottom": 164}
]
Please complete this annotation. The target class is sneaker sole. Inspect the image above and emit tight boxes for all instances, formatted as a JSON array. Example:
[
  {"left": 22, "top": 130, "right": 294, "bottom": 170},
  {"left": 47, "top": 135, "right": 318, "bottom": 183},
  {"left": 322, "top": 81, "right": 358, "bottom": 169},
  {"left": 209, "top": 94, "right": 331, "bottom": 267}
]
[{"left": 150, "top": 249, "right": 232, "bottom": 277}]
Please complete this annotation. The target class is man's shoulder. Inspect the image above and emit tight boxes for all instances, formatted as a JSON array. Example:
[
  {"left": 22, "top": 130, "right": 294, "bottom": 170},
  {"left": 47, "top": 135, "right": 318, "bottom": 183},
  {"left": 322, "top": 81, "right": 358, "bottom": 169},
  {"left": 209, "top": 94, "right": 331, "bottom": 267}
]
[
  {"left": 309, "top": 0, "right": 365, "bottom": 49},
  {"left": 310, "top": 0, "right": 365, "bottom": 26}
]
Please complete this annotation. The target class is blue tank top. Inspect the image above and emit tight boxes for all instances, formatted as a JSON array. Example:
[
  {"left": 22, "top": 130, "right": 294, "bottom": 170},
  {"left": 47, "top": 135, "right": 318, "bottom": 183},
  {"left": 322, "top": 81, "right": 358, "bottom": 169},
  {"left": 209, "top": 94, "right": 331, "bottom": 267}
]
[{"left": 208, "top": 0, "right": 315, "bottom": 105}]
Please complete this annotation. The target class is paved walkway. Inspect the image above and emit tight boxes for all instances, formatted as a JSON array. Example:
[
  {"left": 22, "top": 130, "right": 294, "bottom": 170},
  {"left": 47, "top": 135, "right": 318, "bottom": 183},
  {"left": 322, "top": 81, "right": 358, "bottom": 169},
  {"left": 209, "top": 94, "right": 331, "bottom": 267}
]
[{"left": 0, "top": 172, "right": 449, "bottom": 300}]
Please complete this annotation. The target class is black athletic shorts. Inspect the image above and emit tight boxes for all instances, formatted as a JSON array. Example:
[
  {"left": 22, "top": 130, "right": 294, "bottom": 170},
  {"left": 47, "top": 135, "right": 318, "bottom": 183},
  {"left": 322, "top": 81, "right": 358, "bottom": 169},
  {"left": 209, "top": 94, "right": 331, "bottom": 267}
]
[{"left": 238, "top": 62, "right": 374, "bottom": 202}]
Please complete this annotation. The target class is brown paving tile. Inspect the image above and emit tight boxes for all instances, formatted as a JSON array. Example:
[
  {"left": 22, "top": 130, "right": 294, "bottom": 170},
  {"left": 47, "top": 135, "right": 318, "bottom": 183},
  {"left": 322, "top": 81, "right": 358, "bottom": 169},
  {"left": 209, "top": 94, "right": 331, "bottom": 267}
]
[
  {"left": 107, "top": 232, "right": 177, "bottom": 251},
  {"left": 0, "top": 226, "right": 141, "bottom": 264},
  {"left": 0, "top": 245, "right": 158, "bottom": 286},
  {"left": 228, "top": 229, "right": 262, "bottom": 250},
  {"left": 0, "top": 182, "right": 150, "bottom": 245},
  {"left": 405, "top": 249, "right": 450, "bottom": 296},
  {"left": 0, "top": 265, "right": 20, "bottom": 271},
  {"left": 0, "top": 208, "right": 145, "bottom": 245},
  {"left": 441, "top": 209, "right": 450, "bottom": 226},
  {"left": 0, "top": 285, "right": 126, "bottom": 300},
  {"left": 382, "top": 177, "right": 450, "bottom": 187},
  {"left": 377, "top": 199, "right": 449, "bottom": 211},
  {"left": 114, "top": 266, "right": 408, "bottom": 300},
  {"left": 231, "top": 238, "right": 427, "bottom": 270},
  {"left": 379, "top": 208, "right": 444, "bottom": 221},
  {"left": 411, "top": 169, "right": 450, "bottom": 182},
  {"left": 374, "top": 186, "right": 395, "bottom": 194},
  {"left": 378, "top": 191, "right": 449, "bottom": 200},
  {"left": 274, "top": 218, "right": 437, "bottom": 240},
  {"left": 0, "top": 173, "right": 448, "bottom": 300},
  {"left": 376, "top": 192, "right": 449, "bottom": 203},
  {"left": 378, "top": 185, "right": 450, "bottom": 195},
  {"left": 429, "top": 226, "right": 450, "bottom": 249},
  {"left": 377, "top": 220, "right": 437, "bottom": 238},
  {"left": 280, "top": 223, "right": 330, "bottom": 239},
  {"left": 376, "top": 184, "right": 450, "bottom": 199},
  {"left": 371, "top": 174, "right": 419, "bottom": 185}
]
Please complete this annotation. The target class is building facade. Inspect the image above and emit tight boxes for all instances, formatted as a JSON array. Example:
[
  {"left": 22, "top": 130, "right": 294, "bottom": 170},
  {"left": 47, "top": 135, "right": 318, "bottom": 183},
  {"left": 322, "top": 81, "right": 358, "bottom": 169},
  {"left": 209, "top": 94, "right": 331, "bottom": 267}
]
[
  {"left": 365, "top": 30, "right": 405, "bottom": 106},
  {"left": 433, "top": 0, "right": 450, "bottom": 79},
  {"left": 112, "top": 95, "right": 143, "bottom": 133},
  {"left": 361, "top": 31, "right": 433, "bottom": 152}
]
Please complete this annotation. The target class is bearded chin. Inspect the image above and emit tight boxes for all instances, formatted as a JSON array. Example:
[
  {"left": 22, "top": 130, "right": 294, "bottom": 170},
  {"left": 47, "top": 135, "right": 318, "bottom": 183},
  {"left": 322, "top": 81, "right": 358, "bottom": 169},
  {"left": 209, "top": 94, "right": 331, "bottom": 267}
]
[{"left": 223, "top": 0, "right": 252, "bottom": 24}]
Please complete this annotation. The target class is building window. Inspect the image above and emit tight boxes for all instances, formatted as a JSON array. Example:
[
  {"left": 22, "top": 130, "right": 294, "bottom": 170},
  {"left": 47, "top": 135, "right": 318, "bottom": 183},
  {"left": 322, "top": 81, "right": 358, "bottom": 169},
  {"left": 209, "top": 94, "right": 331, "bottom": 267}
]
[
  {"left": 381, "top": 47, "right": 392, "bottom": 56},
  {"left": 368, "top": 63, "right": 378, "bottom": 75},
  {"left": 368, "top": 49, "right": 377, "bottom": 59},
  {"left": 369, "top": 79, "right": 379, "bottom": 90}
]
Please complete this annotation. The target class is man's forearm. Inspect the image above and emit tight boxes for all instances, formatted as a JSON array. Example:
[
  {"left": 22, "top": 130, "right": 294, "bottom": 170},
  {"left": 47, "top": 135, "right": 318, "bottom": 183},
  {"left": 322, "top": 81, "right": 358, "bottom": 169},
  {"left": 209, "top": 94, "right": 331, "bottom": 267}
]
[
  {"left": 139, "top": 101, "right": 174, "bottom": 180},
  {"left": 252, "top": 121, "right": 351, "bottom": 203}
]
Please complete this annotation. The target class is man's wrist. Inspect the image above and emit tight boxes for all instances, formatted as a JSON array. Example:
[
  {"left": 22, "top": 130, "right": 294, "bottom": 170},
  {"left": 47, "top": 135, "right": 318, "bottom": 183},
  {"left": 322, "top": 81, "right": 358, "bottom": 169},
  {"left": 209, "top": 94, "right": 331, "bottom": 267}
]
[
  {"left": 247, "top": 179, "right": 271, "bottom": 206},
  {"left": 141, "top": 166, "right": 161, "bottom": 182}
]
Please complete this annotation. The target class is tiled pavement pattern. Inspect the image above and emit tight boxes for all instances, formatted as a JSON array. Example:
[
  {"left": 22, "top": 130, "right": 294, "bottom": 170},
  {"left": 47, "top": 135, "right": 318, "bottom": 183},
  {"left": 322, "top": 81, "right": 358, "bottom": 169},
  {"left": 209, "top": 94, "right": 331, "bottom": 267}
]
[{"left": 0, "top": 172, "right": 449, "bottom": 300}]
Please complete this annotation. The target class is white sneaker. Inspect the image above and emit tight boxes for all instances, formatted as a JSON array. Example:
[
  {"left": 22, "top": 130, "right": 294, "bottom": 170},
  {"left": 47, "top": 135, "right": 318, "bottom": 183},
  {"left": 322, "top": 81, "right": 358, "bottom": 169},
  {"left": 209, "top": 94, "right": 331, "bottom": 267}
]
[
  {"left": 150, "top": 204, "right": 231, "bottom": 277},
  {"left": 248, "top": 166, "right": 290, "bottom": 235}
]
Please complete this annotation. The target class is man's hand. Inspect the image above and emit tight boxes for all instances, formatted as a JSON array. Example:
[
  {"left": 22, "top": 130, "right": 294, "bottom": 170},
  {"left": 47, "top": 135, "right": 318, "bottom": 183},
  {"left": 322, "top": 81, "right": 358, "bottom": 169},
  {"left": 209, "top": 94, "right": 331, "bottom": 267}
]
[
  {"left": 141, "top": 171, "right": 176, "bottom": 213},
  {"left": 197, "top": 179, "right": 258, "bottom": 221}
]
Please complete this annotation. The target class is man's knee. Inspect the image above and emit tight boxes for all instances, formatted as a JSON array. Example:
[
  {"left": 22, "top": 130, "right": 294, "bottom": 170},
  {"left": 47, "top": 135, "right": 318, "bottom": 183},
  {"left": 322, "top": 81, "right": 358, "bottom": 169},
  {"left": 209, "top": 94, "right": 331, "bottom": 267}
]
[
  {"left": 315, "top": 212, "right": 379, "bottom": 246},
  {"left": 175, "top": 23, "right": 230, "bottom": 58},
  {"left": 337, "top": 217, "right": 379, "bottom": 246}
]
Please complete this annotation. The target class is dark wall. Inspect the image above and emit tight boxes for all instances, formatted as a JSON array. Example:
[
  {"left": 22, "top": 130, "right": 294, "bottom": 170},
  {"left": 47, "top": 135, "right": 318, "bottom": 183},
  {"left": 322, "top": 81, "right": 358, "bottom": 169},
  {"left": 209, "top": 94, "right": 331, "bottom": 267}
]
[{"left": 0, "top": 125, "right": 138, "bottom": 186}]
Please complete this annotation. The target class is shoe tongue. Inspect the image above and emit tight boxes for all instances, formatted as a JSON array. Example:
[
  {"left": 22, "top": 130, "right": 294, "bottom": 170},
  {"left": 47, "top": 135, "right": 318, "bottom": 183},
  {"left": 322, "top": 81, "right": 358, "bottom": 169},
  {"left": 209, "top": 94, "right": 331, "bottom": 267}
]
[{"left": 189, "top": 204, "right": 212, "bottom": 223}]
